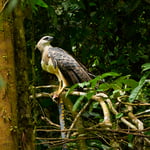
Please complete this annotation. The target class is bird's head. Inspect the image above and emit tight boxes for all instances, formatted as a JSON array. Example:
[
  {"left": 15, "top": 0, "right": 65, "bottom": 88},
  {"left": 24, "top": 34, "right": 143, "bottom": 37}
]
[{"left": 35, "top": 36, "right": 54, "bottom": 52}]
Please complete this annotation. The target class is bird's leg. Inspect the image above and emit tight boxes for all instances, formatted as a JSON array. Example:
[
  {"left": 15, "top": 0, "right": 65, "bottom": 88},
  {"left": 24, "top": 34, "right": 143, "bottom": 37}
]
[
  {"left": 53, "top": 72, "right": 69, "bottom": 100},
  {"left": 53, "top": 80, "right": 65, "bottom": 99}
]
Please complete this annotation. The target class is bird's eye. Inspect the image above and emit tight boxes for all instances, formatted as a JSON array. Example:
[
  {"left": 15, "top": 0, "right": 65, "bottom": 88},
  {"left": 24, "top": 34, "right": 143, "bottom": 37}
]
[
  {"left": 43, "top": 36, "right": 54, "bottom": 41},
  {"left": 43, "top": 37, "right": 49, "bottom": 40}
]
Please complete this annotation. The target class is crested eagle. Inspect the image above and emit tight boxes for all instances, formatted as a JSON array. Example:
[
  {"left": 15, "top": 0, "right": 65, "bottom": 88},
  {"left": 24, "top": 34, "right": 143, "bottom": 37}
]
[{"left": 35, "top": 36, "right": 92, "bottom": 97}]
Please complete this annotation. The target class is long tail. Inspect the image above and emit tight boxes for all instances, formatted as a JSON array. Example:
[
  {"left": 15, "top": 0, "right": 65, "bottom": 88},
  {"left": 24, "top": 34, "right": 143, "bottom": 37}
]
[{"left": 58, "top": 98, "right": 67, "bottom": 150}]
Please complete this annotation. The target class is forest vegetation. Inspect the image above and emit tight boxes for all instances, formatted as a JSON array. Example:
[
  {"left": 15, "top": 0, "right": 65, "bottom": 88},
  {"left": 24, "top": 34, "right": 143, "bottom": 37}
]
[{"left": 0, "top": 0, "right": 150, "bottom": 150}]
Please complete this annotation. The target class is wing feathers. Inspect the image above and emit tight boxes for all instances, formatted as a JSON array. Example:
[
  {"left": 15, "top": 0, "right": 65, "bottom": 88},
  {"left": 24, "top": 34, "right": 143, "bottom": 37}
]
[{"left": 47, "top": 47, "right": 91, "bottom": 85}]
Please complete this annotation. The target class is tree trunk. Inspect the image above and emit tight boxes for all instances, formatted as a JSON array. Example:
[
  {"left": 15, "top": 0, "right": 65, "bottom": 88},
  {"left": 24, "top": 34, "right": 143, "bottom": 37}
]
[
  {"left": 0, "top": 1, "right": 18, "bottom": 150},
  {"left": 13, "top": 3, "right": 35, "bottom": 150}
]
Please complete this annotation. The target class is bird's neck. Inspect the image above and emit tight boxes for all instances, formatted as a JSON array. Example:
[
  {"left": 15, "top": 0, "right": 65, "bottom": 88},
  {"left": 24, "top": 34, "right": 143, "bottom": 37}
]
[{"left": 40, "top": 45, "right": 53, "bottom": 53}]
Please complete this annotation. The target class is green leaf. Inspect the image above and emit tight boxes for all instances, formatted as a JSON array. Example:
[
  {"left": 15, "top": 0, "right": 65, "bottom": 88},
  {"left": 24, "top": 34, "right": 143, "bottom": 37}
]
[
  {"left": 98, "top": 83, "right": 110, "bottom": 91},
  {"left": 72, "top": 95, "right": 85, "bottom": 111},
  {"left": 128, "top": 134, "right": 134, "bottom": 142},
  {"left": 78, "top": 81, "right": 90, "bottom": 88},
  {"left": 35, "top": 0, "right": 48, "bottom": 8},
  {"left": 128, "top": 143, "right": 133, "bottom": 148},
  {"left": 88, "top": 112, "right": 101, "bottom": 118},
  {"left": 111, "top": 83, "right": 122, "bottom": 90},
  {"left": 142, "top": 63, "right": 150, "bottom": 72},
  {"left": 100, "top": 72, "right": 121, "bottom": 79},
  {"left": 115, "top": 113, "right": 123, "bottom": 119},
  {"left": 123, "top": 79, "right": 138, "bottom": 88},
  {"left": 129, "top": 72, "right": 150, "bottom": 102},
  {"left": 86, "top": 91, "right": 96, "bottom": 100},
  {"left": 128, "top": 134, "right": 134, "bottom": 148},
  {"left": 90, "top": 72, "right": 120, "bottom": 88},
  {"left": 89, "top": 2, "right": 96, "bottom": 6},
  {"left": 101, "top": 144, "right": 111, "bottom": 149},
  {"left": 6, "top": 0, "right": 18, "bottom": 13},
  {"left": 144, "top": 131, "right": 150, "bottom": 136},
  {"left": 91, "top": 102, "right": 99, "bottom": 109},
  {"left": 90, "top": 76, "right": 100, "bottom": 88},
  {"left": 65, "top": 84, "right": 78, "bottom": 97}
]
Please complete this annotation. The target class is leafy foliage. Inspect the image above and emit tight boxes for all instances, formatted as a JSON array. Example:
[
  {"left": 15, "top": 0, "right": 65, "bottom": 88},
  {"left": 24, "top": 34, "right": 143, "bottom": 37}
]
[
  {"left": 22, "top": 0, "right": 150, "bottom": 149},
  {"left": 25, "top": 0, "right": 150, "bottom": 78}
]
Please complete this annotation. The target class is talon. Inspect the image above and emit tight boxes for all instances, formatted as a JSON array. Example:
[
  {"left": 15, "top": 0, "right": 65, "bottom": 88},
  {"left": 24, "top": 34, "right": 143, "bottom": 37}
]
[
  {"left": 53, "top": 94, "right": 59, "bottom": 99},
  {"left": 52, "top": 93, "right": 59, "bottom": 102}
]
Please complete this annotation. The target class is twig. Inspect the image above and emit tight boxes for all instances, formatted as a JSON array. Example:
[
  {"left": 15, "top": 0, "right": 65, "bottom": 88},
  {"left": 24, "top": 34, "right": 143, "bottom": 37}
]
[
  {"left": 29, "top": 92, "right": 51, "bottom": 99},
  {"left": 30, "top": 90, "right": 112, "bottom": 128},
  {"left": 136, "top": 109, "right": 150, "bottom": 116},
  {"left": 66, "top": 99, "right": 92, "bottom": 138},
  {"left": 117, "top": 96, "right": 150, "bottom": 106},
  {"left": 36, "top": 127, "right": 150, "bottom": 136},
  {"left": 105, "top": 98, "right": 138, "bottom": 129},
  {"left": 70, "top": 91, "right": 112, "bottom": 127},
  {"left": 30, "top": 85, "right": 58, "bottom": 89},
  {"left": 41, "top": 116, "right": 60, "bottom": 128},
  {"left": 0, "top": 0, "right": 9, "bottom": 14}
]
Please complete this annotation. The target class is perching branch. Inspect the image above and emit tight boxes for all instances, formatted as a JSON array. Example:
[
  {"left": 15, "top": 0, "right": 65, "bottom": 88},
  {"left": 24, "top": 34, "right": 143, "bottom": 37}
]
[{"left": 30, "top": 84, "right": 150, "bottom": 148}]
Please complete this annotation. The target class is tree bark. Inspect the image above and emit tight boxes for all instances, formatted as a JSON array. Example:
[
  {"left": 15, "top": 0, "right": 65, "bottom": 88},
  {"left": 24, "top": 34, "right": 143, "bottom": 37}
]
[
  {"left": 0, "top": 1, "right": 18, "bottom": 150},
  {"left": 13, "top": 3, "right": 35, "bottom": 150}
]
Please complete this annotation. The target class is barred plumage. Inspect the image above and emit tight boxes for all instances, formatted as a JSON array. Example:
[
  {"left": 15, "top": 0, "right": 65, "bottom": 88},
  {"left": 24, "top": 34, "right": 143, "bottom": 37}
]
[{"left": 36, "top": 36, "right": 91, "bottom": 97}]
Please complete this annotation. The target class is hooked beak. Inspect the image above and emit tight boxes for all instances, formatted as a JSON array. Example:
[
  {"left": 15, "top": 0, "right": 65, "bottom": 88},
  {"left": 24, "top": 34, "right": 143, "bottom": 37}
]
[{"left": 47, "top": 36, "right": 54, "bottom": 41}]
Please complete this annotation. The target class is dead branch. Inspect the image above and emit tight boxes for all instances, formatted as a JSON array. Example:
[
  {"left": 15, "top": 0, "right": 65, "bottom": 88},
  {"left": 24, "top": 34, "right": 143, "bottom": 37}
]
[
  {"left": 36, "top": 127, "right": 150, "bottom": 137},
  {"left": 41, "top": 116, "right": 60, "bottom": 128},
  {"left": 29, "top": 92, "right": 51, "bottom": 99},
  {"left": 117, "top": 96, "right": 150, "bottom": 106},
  {"left": 30, "top": 85, "right": 58, "bottom": 89},
  {"left": 105, "top": 98, "right": 138, "bottom": 130},
  {"left": 30, "top": 84, "right": 150, "bottom": 149},
  {"left": 125, "top": 105, "right": 144, "bottom": 130},
  {"left": 136, "top": 109, "right": 150, "bottom": 116},
  {"left": 66, "top": 99, "right": 92, "bottom": 138},
  {"left": 29, "top": 86, "right": 147, "bottom": 130},
  {"left": 70, "top": 91, "right": 112, "bottom": 127},
  {"left": 0, "top": 0, "right": 9, "bottom": 13}
]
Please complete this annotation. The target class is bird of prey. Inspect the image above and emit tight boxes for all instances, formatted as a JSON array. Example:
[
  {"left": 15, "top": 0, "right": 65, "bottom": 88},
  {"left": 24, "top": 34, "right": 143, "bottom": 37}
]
[{"left": 35, "top": 36, "right": 92, "bottom": 98}]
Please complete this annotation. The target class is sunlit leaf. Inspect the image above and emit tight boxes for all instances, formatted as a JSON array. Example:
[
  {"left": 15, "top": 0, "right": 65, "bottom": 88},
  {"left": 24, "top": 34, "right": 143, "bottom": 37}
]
[
  {"left": 65, "top": 83, "right": 78, "bottom": 97},
  {"left": 128, "top": 134, "right": 134, "bottom": 148},
  {"left": 5, "top": 0, "right": 18, "bottom": 13},
  {"left": 111, "top": 83, "right": 122, "bottom": 90},
  {"left": 34, "top": 0, "right": 48, "bottom": 8},
  {"left": 142, "top": 63, "right": 150, "bottom": 72},
  {"left": 72, "top": 95, "right": 85, "bottom": 111},
  {"left": 98, "top": 83, "right": 110, "bottom": 91},
  {"left": 100, "top": 72, "right": 121, "bottom": 79},
  {"left": 123, "top": 79, "right": 138, "bottom": 88},
  {"left": 91, "top": 101, "right": 99, "bottom": 109},
  {"left": 129, "top": 72, "right": 150, "bottom": 102},
  {"left": 101, "top": 144, "right": 111, "bottom": 149},
  {"left": 86, "top": 91, "right": 96, "bottom": 100},
  {"left": 88, "top": 112, "right": 101, "bottom": 118},
  {"left": 115, "top": 113, "right": 123, "bottom": 119},
  {"left": 88, "top": 140, "right": 102, "bottom": 148},
  {"left": 78, "top": 81, "right": 90, "bottom": 88},
  {"left": 128, "top": 143, "right": 133, "bottom": 148},
  {"left": 90, "top": 72, "right": 120, "bottom": 89}
]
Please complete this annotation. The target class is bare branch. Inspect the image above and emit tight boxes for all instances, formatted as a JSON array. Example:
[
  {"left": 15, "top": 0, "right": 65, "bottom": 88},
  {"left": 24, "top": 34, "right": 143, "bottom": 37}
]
[{"left": 41, "top": 116, "right": 60, "bottom": 128}]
